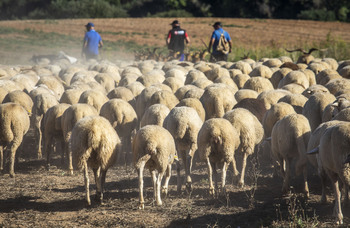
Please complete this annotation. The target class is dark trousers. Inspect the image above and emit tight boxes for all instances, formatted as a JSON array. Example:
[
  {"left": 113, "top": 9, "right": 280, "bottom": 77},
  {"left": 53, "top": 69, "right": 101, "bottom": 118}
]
[{"left": 210, "top": 52, "right": 228, "bottom": 62}]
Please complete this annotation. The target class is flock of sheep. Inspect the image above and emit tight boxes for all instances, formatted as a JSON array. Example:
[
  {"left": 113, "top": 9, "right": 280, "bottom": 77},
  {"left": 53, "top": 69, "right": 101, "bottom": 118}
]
[{"left": 1, "top": 52, "right": 350, "bottom": 224}]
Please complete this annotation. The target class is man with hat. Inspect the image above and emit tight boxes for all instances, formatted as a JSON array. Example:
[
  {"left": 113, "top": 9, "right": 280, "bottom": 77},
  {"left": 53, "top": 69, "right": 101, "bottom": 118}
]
[
  {"left": 166, "top": 20, "right": 190, "bottom": 61},
  {"left": 82, "top": 22, "right": 103, "bottom": 60},
  {"left": 208, "top": 22, "right": 232, "bottom": 62}
]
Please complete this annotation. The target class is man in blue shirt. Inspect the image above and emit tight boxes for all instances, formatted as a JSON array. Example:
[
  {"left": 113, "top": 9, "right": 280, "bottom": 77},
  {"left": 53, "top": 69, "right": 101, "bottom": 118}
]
[
  {"left": 82, "top": 22, "right": 103, "bottom": 60},
  {"left": 208, "top": 22, "right": 232, "bottom": 62}
]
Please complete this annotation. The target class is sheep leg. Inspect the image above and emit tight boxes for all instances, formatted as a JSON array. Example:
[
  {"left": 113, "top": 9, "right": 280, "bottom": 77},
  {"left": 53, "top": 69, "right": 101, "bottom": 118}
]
[
  {"left": 303, "top": 166, "right": 309, "bottom": 198},
  {"left": 0, "top": 146, "right": 3, "bottom": 172},
  {"left": 330, "top": 175, "right": 343, "bottom": 225},
  {"left": 238, "top": 153, "right": 248, "bottom": 188},
  {"left": 156, "top": 172, "right": 164, "bottom": 206},
  {"left": 93, "top": 167, "right": 102, "bottom": 203},
  {"left": 206, "top": 157, "right": 215, "bottom": 196},
  {"left": 45, "top": 136, "right": 53, "bottom": 170},
  {"left": 83, "top": 162, "right": 91, "bottom": 206},
  {"left": 176, "top": 159, "right": 182, "bottom": 193},
  {"left": 151, "top": 170, "right": 157, "bottom": 203},
  {"left": 137, "top": 160, "right": 146, "bottom": 210},
  {"left": 213, "top": 162, "right": 218, "bottom": 193},
  {"left": 185, "top": 152, "right": 193, "bottom": 192},
  {"left": 9, "top": 139, "right": 20, "bottom": 178},
  {"left": 281, "top": 159, "right": 290, "bottom": 195},
  {"left": 221, "top": 161, "right": 228, "bottom": 195},
  {"left": 162, "top": 164, "right": 172, "bottom": 197},
  {"left": 319, "top": 168, "right": 328, "bottom": 203},
  {"left": 34, "top": 117, "right": 43, "bottom": 159},
  {"left": 65, "top": 142, "right": 73, "bottom": 175},
  {"left": 59, "top": 138, "right": 65, "bottom": 165}
]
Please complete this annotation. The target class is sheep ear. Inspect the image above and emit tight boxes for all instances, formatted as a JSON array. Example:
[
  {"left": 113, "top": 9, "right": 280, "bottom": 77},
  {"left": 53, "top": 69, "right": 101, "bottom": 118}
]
[
  {"left": 344, "top": 154, "right": 350, "bottom": 164},
  {"left": 331, "top": 102, "right": 339, "bottom": 107},
  {"left": 307, "top": 147, "right": 319, "bottom": 155}
]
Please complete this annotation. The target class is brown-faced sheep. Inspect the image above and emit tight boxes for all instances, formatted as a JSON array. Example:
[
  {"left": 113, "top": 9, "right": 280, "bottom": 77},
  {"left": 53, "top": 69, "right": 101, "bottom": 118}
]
[
  {"left": 132, "top": 125, "right": 176, "bottom": 209},
  {"left": 70, "top": 115, "right": 121, "bottom": 205},
  {"left": 197, "top": 118, "right": 240, "bottom": 196},
  {"left": 100, "top": 99, "right": 138, "bottom": 165},
  {"left": 163, "top": 106, "right": 203, "bottom": 192},
  {"left": 223, "top": 108, "right": 264, "bottom": 187},
  {"left": 0, "top": 103, "right": 30, "bottom": 177},
  {"left": 271, "top": 114, "right": 311, "bottom": 196},
  {"left": 61, "top": 103, "right": 98, "bottom": 174}
]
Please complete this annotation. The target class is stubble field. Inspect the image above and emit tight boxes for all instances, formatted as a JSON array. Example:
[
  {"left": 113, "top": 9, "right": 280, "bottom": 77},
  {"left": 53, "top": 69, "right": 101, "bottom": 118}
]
[{"left": 0, "top": 18, "right": 350, "bottom": 227}]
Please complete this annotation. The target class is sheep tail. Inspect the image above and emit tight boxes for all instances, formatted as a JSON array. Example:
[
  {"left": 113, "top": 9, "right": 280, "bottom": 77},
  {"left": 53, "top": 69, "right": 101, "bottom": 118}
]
[
  {"left": 135, "top": 154, "right": 151, "bottom": 169},
  {"left": 76, "top": 148, "right": 93, "bottom": 171}
]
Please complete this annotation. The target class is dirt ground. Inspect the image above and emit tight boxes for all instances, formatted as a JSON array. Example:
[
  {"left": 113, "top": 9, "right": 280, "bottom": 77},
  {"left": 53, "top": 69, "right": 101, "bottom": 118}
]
[{"left": 0, "top": 128, "right": 349, "bottom": 228}]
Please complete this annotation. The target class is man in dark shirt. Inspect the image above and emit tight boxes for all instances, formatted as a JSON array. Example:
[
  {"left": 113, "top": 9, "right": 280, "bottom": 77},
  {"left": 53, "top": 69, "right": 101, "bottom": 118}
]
[
  {"left": 166, "top": 20, "right": 190, "bottom": 61},
  {"left": 82, "top": 22, "right": 103, "bottom": 60}
]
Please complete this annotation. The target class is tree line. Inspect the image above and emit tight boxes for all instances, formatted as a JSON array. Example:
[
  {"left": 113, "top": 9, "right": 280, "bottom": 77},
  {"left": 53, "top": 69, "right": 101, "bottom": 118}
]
[{"left": 1, "top": 0, "right": 349, "bottom": 22}]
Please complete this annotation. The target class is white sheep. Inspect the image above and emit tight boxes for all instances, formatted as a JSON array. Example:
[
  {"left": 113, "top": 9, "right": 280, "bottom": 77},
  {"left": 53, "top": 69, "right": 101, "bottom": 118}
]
[
  {"left": 310, "top": 122, "right": 350, "bottom": 224},
  {"left": 200, "top": 84, "right": 236, "bottom": 120},
  {"left": 315, "top": 69, "right": 341, "bottom": 85},
  {"left": 278, "top": 93, "right": 308, "bottom": 114},
  {"left": 140, "top": 104, "right": 170, "bottom": 128},
  {"left": 176, "top": 98, "right": 206, "bottom": 122},
  {"left": 2, "top": 90, "right": 33, "bottom": 115},
  {"left": 42, "top": 103, "right": 70, "bottom": 169},
  {"left": 148, "top": 90, "right": 179, "bottom": 111},
  {"left": 243, "top": 77, "right": 274, "bottom": 94},
  {"left": 78, "top": 89, "right": 109, "bottom": 113},
  {"left": 257, "top": 89, "right": 291, "bottom": 110},
  {"left": 0, "top": 103, "right": 30, "bottom": 177},
  {"left": 271, "top": 114, "right": 311, "bottom": 196},
  {"left": 163, "top": 106, "right": 203, "bottom": 192},
  {"left": 31, "top": 92, "right": 59, "bottom": 159},
  {"left": 197, "top": 118, "right": 240, "bottom": 196},
  {"left": 100, "top": 98, "right": 138, "bottom": 165},
  {"left": 70, "top": 115, "right": 121, "bottom": 205},
  {"left": 132, "top": 125, "right": 176, "bottom": 209},
  {"left": 223, "top": 108, "right": 264, "bottom": 187},
  {"left": 59, "top": 88, "right": 84, "bottom": 105},
  {"left": 61, "top": 103, "right": 98, "bottom": 174}
]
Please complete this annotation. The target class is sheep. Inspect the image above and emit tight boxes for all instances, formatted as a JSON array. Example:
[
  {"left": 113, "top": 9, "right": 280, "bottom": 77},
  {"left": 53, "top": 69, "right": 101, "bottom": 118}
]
[
  {"left": 42, "top": 103, "right": 70, "bottom": 169},
  {"left": 184, "top": 69, "right": 206, "bottom": 85},
  {"left": 132, "top": 125, "right": 176, "bottom": 209},
  {"left": 0, "top": 87, "right": 9, "bottom": 103},
  {"left": 325, "top": 78, "right": 350, "bottom": 96},
  {"left": 231, "top": 73, "right": 250, "bottom": 89},
  {"left": 191, "top": 77, "right": 214, "bottom": 89},
  {"left": 100, "top": 99, "right": 138, "bottom": 165},
  {"left": 78, "top": 89, "right": 109, "bottom": 113},
  {"left": 214, "top": 75, "right": 238, "bottom": 91},
  {"left": 182, "top": 87, "right": 205, "bottom": 100},
  {"left": 270, "top": 68, "right": 293, "bottom": 89},
  {"left": 94, "top": 73, "right": 116, "bottom": 93},
  {"left": 309, "top": 122, "right": 350, "bottom": 224},
  {"left": 200, "top": 84, "right": 237, "bottom": 120},
  {"left": 302, "top": 84, "right": 329, "bottom": 98},
  {"left": 0, "top": 103, "right": 30, "bottom": 177},
  {"left": 223, "top": 108, "right": 264, "bottom": 187},
  {"left": 163, "top": 106, "right": 203, "bottom": 192},
  {"left": 197, "top": 118, "right": 240, "bottom": 196},
  {"left": 36, "top": 75, "right": 65, "bottom": 100},
  {"left": 243, "top": 77, "right": 274, "bottom": 94},
  {"left": 135, "top": 86, "right": 162, "bottom": 123},
  {"left": 281, "top": 83, "right": 306, "bottom": 94},
  {"left": 271, "top": 114, "right": 311, "bottom": 196},
  {"left": 262, "top": 102, "right": 296, "bottom": 138},
  {"left": 285, "top": 48, "right": 318, "bottom": 64},
  {"left": 70, "top": 115, "right": 121, "bottom": 205},
  {"left": 277, "top": 71, "right": 309, "bottom": 89},
  {"left": 262, "top": 58, "right": 283, "bottom": 68},
  {"left": 234, "top": 89, "right": 259, "bottom": 103},
  {"left": 31, "top": 92, "right": 59, "bottom": 159},
  {"left": 163, "top": 77, "right": 184, "bottom": 94},
  {"left": 249, "top": 65, "right": 273, "bottom": 79},
  {"left": 231, "top": 61, "right": 252, "bottom": 74},
  {"left": 2, "top": 90, "right": 33, "bottom": 114},
  {"left": 10, "top": 73, "right": 38, "bottom": 93},
  {"left": 257, "top": 89, "right": 291, "bottom": 110},
  {"left": 315, "top": 69, "right": 341, "bottom": 85},
  {"left": 176, "top": 98, "right": 206, "bottom": 122},
  {"left": 59, "top": 88, "right": 84, "bottom": 105},
  {"left": 278, "top": 93, "right": 308, "bottom": 114},
  {"left": 205, "top": 67, "right": 230, "bottom": 82},
  {"left": 302, "top": 92, "right": 336, "bottom": 131},
  {"left": 299, "top": 68, "right": 316, "bottom": 86},
  {"left": 125, "top": 81, "right": 146, "bottom": 98},
  {"left": 233, "top": 98, "right": 267, "bottom": 123},
  {"left": 61, "top": 103, "right": 98, "bottom": 174},
  {"left": 107, "top": 87, "right": 136, "bottom": 108},
  {"left": 140, "top": 104, "right": 170, "bottom": 128},
  {"left": 148, "top": 90, "right": 179, "bottom": 111},
  {"left": 137, "top": 71, "right": 165, "bottom": 87}
]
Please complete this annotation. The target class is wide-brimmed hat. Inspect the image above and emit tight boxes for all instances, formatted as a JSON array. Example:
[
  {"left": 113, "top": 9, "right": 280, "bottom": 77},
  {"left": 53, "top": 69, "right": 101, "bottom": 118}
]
[
  {"left": 170, "top": 20, "right": 179, "bottom": 25},
  {"left": 85, "top": 22, "right": 94, "bottom": 27},
  {"left": 212, "top": 22, "right": 222, "bottom": 27}
]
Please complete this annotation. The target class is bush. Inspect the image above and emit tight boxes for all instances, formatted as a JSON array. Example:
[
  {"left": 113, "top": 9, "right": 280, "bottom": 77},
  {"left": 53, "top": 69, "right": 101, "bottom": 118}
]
[
  {"left": 151, "top": 9, "right": 193, "bottom": 17},
  {"left": 298, "top": 8, "right": 336, "bottom": 21}
]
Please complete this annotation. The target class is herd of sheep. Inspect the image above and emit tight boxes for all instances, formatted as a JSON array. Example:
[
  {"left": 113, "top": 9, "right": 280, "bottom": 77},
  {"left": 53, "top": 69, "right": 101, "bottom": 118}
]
[{"left": 1, "top": 53, "right": 350, "bottom": 224}]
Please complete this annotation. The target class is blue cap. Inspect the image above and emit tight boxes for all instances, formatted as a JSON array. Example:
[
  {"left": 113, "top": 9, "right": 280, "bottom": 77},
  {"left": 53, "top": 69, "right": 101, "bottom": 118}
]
[{"left": 85, "top": 22, "right": 94, "bottom": 27}]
